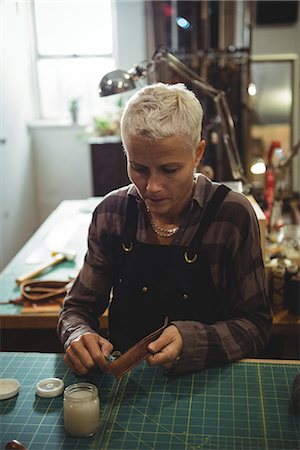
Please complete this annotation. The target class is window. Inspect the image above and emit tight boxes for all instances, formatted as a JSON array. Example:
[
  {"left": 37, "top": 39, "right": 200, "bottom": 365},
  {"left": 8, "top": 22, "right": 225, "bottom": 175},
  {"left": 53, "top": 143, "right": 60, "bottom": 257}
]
[{"left": 32, "top": 0, "right": 115, "bottom": 122}]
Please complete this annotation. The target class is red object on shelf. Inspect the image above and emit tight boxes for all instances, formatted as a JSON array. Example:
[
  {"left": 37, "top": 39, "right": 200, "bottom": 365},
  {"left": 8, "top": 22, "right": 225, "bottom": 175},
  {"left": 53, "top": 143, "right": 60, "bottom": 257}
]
[
  {"left": 264, "top": 167, "right": 275, "bottom": 226},
  {"left": 263, "top": 140, "right": 282, "bottom": 228},
  {"left": 267, "top": 140, "right": 282, "bottom": 165}
]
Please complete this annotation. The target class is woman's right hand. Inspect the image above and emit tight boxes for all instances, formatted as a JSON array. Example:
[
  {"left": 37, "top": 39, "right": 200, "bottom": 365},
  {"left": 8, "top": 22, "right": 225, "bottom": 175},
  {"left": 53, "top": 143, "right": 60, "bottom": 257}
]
[{"left": 64, "top": 332, "right": 113, "bottom": 375}]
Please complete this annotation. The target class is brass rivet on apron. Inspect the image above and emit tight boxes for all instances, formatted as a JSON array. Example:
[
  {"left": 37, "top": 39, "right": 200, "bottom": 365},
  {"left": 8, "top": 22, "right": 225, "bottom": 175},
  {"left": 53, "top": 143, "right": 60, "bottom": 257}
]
[
  {"left": 122, "top": 242, "right": 133, "bottom": 252},
  {"left": 142, "top": 286, "right": 148, "bottom": 293},
  {"left": 184, "top": 252, "right": 197, "bottom": 263},
  {"left": 183, "top": 293, "right": 189, "bottom": 300}
]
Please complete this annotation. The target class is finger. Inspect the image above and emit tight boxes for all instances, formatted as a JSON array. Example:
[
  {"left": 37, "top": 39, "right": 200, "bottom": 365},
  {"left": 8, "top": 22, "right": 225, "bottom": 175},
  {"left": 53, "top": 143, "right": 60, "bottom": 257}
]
[
  {"left": 83, "top": 335, "right": 113, "bottom": 373},
  {"left": 146, "top": 325, "right": 183, "bottom": 368},
  {"left": 69, "top": 337, "right": 98, "bottom": 371},
  {"left": 147, "top": 356, "right": 173, "bottom": 370},
  {"left": 146, "top": 355, "right": 168, "bottom": 368},
  {"left": 147, "top": 325, "right": 181, "bottom": 354},
  {"left": 146, "top": 347, "right": 175, "bottom": 367},
  {"left": 64, "top": 353, "right": 83, "bottom": 375},
  {"left": 64, "top": 350, "right": 91, "bottom": 375},
  {"left": 99, "top": 338, "right": 114, "bottom": 359},
  {"left": 75, "top": 333, "right": 113, "bottom": 373},
  {"left": 147, "top": 336, "right": 164, "bottom": 354}
]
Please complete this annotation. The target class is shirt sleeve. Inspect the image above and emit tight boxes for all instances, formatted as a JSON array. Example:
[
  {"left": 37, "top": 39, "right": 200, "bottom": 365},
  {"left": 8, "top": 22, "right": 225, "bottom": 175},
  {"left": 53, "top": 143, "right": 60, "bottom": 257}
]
[
  {"left": 170, "top": 194, "right": 273, "bottom": 375},
  {"left": 57, "top": 204, "right": 115, "bottom": 350}
]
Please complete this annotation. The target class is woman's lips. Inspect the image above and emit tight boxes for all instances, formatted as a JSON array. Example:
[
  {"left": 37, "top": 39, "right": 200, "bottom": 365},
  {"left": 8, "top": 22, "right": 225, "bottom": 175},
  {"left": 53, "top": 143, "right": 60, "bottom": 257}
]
[{"left": 146, "top": 198, "right": 166, "bottom": 205}]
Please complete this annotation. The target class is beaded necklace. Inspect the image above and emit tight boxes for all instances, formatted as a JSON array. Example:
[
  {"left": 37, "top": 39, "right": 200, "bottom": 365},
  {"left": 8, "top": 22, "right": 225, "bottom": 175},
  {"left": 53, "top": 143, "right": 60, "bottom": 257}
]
[{"left": 146, "top": 207, "right": 179, "bottom": 238}]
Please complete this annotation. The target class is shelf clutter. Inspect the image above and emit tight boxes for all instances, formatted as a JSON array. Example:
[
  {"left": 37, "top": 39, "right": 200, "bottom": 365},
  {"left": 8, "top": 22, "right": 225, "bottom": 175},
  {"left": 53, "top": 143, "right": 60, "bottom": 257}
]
[{"left": 265, "top": 225, "right": 300, "bottom": 316}]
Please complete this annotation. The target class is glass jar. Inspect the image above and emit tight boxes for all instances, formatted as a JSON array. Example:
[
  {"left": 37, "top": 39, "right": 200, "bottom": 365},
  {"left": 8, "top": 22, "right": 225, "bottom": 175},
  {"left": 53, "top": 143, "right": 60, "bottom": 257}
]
[{"left": 63, "top": 382, "right": 100, "bottom": 437}]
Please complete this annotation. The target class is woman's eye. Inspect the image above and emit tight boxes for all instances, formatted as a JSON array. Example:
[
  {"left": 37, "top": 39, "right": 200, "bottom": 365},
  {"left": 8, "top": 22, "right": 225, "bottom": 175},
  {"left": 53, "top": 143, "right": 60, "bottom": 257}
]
[
  {"left": 163, "top": 167, "right": 178, "bottom": 174},
  {"left": 132, "top": 165, "right": 147, "bottom": 173}
]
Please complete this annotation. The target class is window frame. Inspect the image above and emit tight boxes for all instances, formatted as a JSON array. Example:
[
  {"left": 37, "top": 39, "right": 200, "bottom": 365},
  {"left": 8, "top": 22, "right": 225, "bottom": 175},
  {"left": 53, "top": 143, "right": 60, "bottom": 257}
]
[{"left": 30, "top": 0, "right": 115, "bottom": 121}]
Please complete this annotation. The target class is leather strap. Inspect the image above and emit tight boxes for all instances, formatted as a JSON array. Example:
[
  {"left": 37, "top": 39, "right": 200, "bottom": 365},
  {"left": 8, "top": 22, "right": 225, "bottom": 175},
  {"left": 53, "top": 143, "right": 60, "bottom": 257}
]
[
  {"left": 5, "top": 280, "right": 72, "bottom": 306},
  {"left": 20, "top": 279, "right": 72, "bottom": 302},
  {"left": 109, "top": 325, "right": 167, "bottom": 380}
]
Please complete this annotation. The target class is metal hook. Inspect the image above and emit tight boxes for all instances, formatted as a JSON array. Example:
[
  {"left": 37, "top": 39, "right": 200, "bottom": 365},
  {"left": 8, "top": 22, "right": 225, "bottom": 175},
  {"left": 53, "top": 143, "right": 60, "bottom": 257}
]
[{"left": 184, "top": 252, "right": 197, "bottom": 264}]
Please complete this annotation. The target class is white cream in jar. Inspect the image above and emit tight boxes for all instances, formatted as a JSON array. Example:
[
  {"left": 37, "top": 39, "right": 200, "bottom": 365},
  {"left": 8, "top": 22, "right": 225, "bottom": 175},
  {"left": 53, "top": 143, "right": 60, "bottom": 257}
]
[{"left": 63, "top": 382, "right": 100, "bottom": 437}]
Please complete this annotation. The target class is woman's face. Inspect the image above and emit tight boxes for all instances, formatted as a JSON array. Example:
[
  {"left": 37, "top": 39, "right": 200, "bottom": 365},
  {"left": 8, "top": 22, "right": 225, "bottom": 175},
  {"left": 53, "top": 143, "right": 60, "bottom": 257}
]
[{"left": 124, "top": 134, "right": 205, "bottom": 221}]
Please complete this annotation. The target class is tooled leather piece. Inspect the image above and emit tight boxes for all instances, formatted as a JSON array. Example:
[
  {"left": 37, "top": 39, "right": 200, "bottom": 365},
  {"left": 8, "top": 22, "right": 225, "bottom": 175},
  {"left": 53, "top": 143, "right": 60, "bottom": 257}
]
[{"left": 108, "top": 325, "right": 167, "bottom": 380}]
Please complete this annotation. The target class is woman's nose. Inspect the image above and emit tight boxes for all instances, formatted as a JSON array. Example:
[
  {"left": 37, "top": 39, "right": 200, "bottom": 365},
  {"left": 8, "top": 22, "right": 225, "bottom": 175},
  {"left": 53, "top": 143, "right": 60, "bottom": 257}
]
[{"left": 146, "top": 173, "right": 162, "bottom": 192}]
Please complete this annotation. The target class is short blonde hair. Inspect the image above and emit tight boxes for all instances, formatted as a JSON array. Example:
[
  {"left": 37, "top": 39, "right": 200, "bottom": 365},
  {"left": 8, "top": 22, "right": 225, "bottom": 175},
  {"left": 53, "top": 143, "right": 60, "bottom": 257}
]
[{"left": 120, "top": 82, "right": 203, "bottom": 154}]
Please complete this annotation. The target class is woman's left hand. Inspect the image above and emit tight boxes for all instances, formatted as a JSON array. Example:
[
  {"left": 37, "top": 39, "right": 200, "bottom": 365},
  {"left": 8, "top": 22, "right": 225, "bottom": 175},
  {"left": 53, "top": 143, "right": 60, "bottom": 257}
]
[{"left": 146, "top": 325, "right": 183, "bottom": 370}]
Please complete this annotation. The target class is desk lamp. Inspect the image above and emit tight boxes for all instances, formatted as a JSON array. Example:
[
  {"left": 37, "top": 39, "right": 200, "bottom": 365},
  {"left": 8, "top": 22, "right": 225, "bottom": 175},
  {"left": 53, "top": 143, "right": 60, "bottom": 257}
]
[{"left": 98, "top": 47, "right": 249, "bottom": 192}]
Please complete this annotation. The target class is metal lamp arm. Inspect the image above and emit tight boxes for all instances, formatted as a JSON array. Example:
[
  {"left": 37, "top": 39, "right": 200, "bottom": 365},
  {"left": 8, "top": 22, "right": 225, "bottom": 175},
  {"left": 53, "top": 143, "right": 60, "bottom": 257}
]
[
  {"left": 152, "top": 49, "right": 247, "bottom": 183},
  {"left": 153, "top": 49, "right": 218, "bottom": 96},
  {"left": 216, "top": 92, "right": 247, "bottom": 182},
  {"left": 277, "top": 139, "right": 300, "bottom": 170}
]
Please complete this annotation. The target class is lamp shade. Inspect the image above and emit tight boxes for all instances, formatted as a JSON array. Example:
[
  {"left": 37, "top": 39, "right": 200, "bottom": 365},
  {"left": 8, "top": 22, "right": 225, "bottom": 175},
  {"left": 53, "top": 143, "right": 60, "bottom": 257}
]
[{"left": 98, "top": 70, "right": 136, "bottom": 97}]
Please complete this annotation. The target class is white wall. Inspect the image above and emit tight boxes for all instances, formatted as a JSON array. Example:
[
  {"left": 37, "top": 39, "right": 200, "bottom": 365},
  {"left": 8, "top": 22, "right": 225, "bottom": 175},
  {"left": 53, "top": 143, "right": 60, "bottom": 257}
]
[
  {"left": 112, "top": 0, "right": 146, "bottom": 70},
  {"left": 0, "top": 2, "right": 37, "bottom": 270},
  {"left": 252, "top": 13, "right": 300, "bottom": 193},
  {"left": 30, "top": 124, "right": 93, "bottom": 223}
]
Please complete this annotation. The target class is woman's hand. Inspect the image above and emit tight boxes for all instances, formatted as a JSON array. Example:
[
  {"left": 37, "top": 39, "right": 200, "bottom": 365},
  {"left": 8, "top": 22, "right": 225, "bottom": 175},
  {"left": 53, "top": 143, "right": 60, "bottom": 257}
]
[
  {"left": 146, "top": 325, "right": 183, "bottom": 370},
  {"left": 64, "top": 332, "right": 113, "bottom": 375}
]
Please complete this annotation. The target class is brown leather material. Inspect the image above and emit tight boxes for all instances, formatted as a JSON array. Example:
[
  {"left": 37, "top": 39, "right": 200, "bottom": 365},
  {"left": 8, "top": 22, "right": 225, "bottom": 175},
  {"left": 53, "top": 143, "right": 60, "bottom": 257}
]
[
  {"left": 20, "top": 279, "right": 72, "bottom": 302},
  {"left": 109, "top": 325, "right": 167, "bottom": 380},
  {"left": 5, "top": 280, "right": 73, "bottom": 313}
]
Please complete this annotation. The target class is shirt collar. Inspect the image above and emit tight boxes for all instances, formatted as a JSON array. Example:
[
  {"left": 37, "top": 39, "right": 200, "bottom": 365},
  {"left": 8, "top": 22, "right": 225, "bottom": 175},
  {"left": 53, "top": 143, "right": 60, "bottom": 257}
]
[
  {"left": 127, "top": 173, "right": 213, "bottom": 210},
  {"left": 192, "top": 173, "right": 211, "bottom": 209}
]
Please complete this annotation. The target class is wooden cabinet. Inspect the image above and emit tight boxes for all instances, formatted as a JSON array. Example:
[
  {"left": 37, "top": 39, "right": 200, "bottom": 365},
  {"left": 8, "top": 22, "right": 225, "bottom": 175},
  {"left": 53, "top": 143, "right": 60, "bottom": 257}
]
[{"left": 90, "top": 138, "right": 130, "bottom": 196}]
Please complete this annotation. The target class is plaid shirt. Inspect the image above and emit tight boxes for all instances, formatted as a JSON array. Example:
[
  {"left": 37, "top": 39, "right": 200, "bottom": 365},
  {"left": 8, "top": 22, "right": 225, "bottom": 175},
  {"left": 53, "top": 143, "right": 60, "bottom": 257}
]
[{"left": 57, "top": 174, "right": 272, "bottom": 374}]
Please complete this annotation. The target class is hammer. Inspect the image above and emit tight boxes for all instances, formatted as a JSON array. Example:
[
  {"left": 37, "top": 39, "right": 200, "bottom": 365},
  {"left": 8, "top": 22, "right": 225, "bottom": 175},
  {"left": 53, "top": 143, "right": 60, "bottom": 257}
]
[{"left": 15, "top": 251, "right": 76, "bottom": 285}]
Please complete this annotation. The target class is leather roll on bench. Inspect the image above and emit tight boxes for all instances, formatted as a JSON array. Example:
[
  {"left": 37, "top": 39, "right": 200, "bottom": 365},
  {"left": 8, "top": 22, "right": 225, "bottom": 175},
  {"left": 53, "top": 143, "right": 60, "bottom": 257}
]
[{"left": 109, "top": 325, "right": 167, "bottom": 380}]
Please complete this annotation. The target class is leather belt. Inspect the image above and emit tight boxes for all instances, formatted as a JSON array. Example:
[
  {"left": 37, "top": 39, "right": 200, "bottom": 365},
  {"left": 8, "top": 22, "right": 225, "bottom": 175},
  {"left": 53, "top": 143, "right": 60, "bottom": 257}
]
[{"left": 108, "top": 325, "right": 167, "bottom": 380}]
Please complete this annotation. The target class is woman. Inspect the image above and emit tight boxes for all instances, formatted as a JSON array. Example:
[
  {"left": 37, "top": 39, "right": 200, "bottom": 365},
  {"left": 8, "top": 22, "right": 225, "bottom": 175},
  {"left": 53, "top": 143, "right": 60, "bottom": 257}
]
[{"left": 57, "top": 83, "right": 272, "bottom": 376}]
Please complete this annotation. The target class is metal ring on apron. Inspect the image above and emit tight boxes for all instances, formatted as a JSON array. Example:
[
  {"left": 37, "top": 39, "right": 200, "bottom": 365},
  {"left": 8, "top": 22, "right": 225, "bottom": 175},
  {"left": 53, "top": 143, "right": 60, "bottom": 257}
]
[
  {"left": 184, "top": 252, "right": 198, "bottom": 263},
  {"left": 122, "top": 242, "right": 133, "bottom": 252}
]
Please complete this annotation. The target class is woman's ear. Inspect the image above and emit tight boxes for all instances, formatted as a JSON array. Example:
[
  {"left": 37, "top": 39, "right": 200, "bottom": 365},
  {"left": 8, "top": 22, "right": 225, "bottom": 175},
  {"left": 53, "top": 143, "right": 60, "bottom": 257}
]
[{"left": 194, "top": 140, "right": 206, "bottom": 167}]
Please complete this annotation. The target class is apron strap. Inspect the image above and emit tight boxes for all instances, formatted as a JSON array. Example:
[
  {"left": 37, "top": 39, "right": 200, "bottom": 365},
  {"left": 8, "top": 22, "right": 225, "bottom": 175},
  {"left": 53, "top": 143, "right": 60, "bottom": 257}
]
[
  {"left": 185, "top": 184, "right": 230, "bottom": 261},
  {"left": 122, "top": 195, "right": 138, "bottom": 248}
]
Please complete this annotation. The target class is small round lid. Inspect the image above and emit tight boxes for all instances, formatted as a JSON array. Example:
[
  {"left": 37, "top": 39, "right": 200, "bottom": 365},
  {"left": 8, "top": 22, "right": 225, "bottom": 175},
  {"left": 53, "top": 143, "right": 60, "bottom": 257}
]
[
  {"left": 0, "top": 378, "right": 20, "bottom": 400},
  {"left": 36, "top": 377, "right": 64, "bottom": 398}
]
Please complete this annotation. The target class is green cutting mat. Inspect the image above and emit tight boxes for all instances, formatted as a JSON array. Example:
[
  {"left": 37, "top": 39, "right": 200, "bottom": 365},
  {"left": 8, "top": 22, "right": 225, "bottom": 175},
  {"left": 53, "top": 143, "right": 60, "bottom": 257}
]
[
  {"left": 99, "top": 360, "right": 300, "bottom": 450},
  {"left": 0, "top": 353, "right": 299, "bottom": 450},
  {"left": 0, "top": 353, "right": 114, "bottom": 450}
]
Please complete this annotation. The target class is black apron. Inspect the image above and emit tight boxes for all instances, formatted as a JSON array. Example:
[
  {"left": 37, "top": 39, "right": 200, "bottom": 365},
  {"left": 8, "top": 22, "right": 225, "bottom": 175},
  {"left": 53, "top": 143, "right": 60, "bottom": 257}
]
[{"left": 105, "top": 185, "right": 230, "bottom": 352}]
